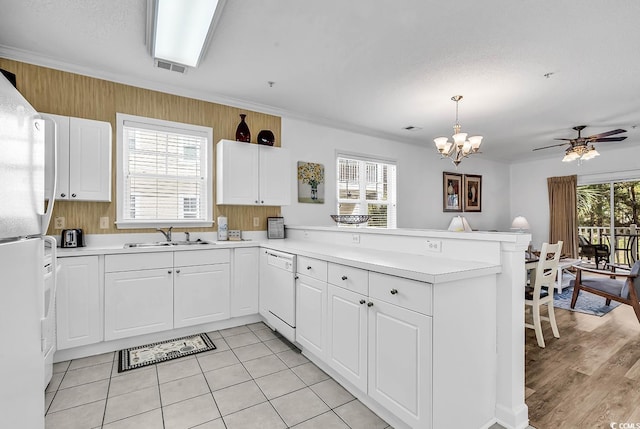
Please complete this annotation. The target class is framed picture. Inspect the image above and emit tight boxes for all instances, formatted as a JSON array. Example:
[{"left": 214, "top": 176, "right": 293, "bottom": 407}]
[
  {"left": 463, "top": 174, "right": 482, "bottom": 212},
  {"left": 443, "top": 172, "right": 463, "bottom": 212},
  {"left": 297, "top": 161, "right": 325, "bottom": 204}
]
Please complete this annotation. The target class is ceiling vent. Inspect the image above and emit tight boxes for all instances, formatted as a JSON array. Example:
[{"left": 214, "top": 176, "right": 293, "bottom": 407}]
[{"left": 154, "top": 59, "right": 187, "bottom": 74}]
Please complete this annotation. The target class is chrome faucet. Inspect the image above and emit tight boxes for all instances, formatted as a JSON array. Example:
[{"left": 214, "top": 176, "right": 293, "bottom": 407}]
[{"left": 157, "top": 227, "right": 173, "bottom": 242}]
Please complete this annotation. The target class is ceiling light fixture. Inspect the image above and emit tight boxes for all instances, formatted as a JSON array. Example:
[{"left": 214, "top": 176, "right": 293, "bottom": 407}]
[
  {"left": 562, "top": 144, "right": 599, "bottom": 163},
  {"left": 150, "top": 0, "right": 224, "bottom": 68},
  {"left": 434, "top": 95, "right": 483, "bottom": 167}
]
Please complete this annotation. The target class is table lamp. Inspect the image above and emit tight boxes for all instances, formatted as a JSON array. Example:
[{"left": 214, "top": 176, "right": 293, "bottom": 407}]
[
  {"left": 448, "top": 216, "right": 472, "bottom": 232},
  {"left": 511, "top": 216, "right": 530, "bottom": 233}
]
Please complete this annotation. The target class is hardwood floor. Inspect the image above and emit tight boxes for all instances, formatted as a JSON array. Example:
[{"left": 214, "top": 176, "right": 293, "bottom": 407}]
[{"left": 525, "top": 301, "right": 640, "bottom": 428}]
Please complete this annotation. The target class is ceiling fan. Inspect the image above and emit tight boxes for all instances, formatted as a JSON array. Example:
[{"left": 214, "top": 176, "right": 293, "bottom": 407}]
[{"left": 533, "top": 125, "right": 627, "bottom": 162}]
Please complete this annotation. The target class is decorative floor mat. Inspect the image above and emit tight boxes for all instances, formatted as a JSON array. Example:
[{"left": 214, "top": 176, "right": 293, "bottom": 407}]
[{"left": 118, "top": 333, "right": 215, "bottom": 372}]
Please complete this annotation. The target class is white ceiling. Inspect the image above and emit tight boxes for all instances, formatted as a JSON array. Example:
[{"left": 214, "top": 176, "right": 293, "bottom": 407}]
[{"left": 2, "top": 0, "right": 639, "bottom": 162}]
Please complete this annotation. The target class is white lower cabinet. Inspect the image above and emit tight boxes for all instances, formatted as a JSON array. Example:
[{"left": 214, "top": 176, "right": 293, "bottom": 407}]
[
  {"left": 104, "top": 268, "right": 174, "bottom": 340},
  {"left": 231, "top": 248, "right": 259, "bottom": 317},
  {"left": 174, "top": 264, "right": 230, "bottom": 328},
  {"left": 368, "top": 299, "right": 432, "bottom": 429},
  {"left": 327, "top": 284, "right": 368, "bottom": 392},
  {"left": 56, "top": 256, "right": 102, "bottom": 350},
  {"left": 295, "top": 274, "right": 327, "bottom": 358}
]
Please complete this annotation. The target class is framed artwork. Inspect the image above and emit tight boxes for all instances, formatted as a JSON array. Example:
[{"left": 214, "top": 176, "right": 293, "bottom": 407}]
[
  {"left": 463, "top": 174, "right": 482, "bottom": 212},
  {"left": 297, "top": 161, "right": 325, "bottom": 203},
  {"left": 443, "top": 172, "right": 463, "bottom": 212}
]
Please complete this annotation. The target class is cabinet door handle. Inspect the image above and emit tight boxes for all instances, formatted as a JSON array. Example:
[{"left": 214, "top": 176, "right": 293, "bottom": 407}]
[
  {"left": 295, "top": 275, "right": 299, "bottom": 280},
  {"left": 390, "top": 289, "right": 398, "bottom": 295},
  {"left": 261, "top": 200, "right": 264, "bottom": 204},
  {"left": 255, "top": 200, "right": 259, "bottom": 204},
  {"left": 168, "top": 270, "right": 172, "bottom": 274},
  {"left": 176, "top": 269, "right": 181, "bottom": 274},
  {"left": 341, "top": 275, "right": 348, "bottom": 280},
  {"left": 71, "top": 193, "right": 77, "bottom": 198},
  {"left": 367, "top": 302, "right": 374, "bottom": 307},
  {"left": 307, "top": 266, "right": 312, "bottom": 270},
  {"left": 359, "top": 299, "right": 366, "bottom": 305},
  {"left": 60, "top": 193, "right": 66, "bottom": 197}
]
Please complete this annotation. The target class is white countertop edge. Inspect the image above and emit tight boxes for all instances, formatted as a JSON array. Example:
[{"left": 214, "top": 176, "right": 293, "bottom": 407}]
[
  {"left": 286, "top": 225, "right": 531, "bottom": 243},
  {"left": 261, "top": 240, "right": 501, "bottom": 284},
  {"left": 56, "top": 234, "right": 501, "bottom": 284}
]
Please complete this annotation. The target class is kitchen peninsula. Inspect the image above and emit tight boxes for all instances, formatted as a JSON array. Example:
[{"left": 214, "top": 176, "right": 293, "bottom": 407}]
[{"left": 55, "top": 226, "right": 530, "bottom": 429}]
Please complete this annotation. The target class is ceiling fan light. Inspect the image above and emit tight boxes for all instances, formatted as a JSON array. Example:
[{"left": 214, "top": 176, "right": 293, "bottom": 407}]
[
  {"left": 468, "top": 135, "right": 483, "bottom": 150},
  {"left": 562, "top": 150, "right": 580, "bottom": 162}
]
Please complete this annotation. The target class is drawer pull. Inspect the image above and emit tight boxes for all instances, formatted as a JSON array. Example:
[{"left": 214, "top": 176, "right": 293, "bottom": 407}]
[
  {"left": 359, "top": 299, "right": 366, "bottom": 305},
  {"left": 390, "top": 289, "right": 398, "bottom": 295},
  {"left": 168, "top": 270, "right": 172, "bottom": 274},
  {"left": 367, "top": 302, "right": 374, "bottom": 307},
  {"left": 176, "top": 269, "right": 181, "bottom": 274},
  {"left": 341, "top": 275, "right": 348, "bottom": 281},
  {"left": 307, "top": 266, "right": 312, "bottom": 270}
]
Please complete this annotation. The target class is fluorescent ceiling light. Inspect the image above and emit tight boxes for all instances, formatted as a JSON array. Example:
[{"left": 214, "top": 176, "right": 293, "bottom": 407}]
[{"left": 153, "top": 0, "right": 220, "bottom": 68}]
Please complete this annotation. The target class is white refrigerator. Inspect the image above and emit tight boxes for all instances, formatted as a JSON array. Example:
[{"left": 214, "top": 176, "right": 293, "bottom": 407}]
[{"left": 0, "top": 72, "right": 56, "bottom": 428}]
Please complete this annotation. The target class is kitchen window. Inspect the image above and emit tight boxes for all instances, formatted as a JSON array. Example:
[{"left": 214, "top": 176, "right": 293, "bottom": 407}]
[
  {"left": 336, "top": 155, "right": 397, "bottom": 228},
  {"left": 115, "top": 113, "right": 213, "bottom": 228}
]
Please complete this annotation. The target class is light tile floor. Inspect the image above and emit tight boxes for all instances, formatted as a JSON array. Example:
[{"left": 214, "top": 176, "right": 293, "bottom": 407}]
[{"left": 45, "top": 322, "right": 393, "bottom": 429}]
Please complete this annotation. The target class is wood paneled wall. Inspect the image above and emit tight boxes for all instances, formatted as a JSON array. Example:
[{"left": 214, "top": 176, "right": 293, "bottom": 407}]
[{"left": 0, "top": 58, "right": 282, "bottom": 235}]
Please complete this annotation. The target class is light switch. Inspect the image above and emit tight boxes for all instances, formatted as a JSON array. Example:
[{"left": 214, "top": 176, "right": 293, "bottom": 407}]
[
  {"left": 100, "top": 217, "right": 109, "bottom": 229},
  {"left": 253, "top": 217, "right": 260, "bottom": 227}
]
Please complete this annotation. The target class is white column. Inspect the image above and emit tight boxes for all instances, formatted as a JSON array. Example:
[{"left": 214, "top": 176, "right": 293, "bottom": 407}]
[{"left": 495, "top": 236, "right": 530, "bottom": 429}]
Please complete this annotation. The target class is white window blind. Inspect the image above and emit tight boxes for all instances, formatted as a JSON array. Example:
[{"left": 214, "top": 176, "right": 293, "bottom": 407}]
[
  {"left": 116, "top": 114, "right": 213, "bottom": 228},
  {"left": 337, "top": 155, "right": 397, "bottom": 228}
]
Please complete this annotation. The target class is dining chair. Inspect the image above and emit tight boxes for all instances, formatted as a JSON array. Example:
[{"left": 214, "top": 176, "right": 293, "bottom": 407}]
[
  {"left": 525, "top": 241, "right": 563, "bottom": 348},
  {"left": 570, "top": 260, "right": 640, "bottom": 323}
]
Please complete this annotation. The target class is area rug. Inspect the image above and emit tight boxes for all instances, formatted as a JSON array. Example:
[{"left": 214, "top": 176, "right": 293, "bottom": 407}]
[
  {"left": 553, "top": 286, "right": 621, "bottom": 317},
  {"left": 118, "top": 333, "right": 215, "bottom": 373}
]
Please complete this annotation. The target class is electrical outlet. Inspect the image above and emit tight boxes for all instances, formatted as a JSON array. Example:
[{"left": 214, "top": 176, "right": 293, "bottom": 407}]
[
  {"left": 253, "top": 217, "right": 260, "bottom": 227},
  {"left": 426, "top": 239, "right": 441, "bottom": 252},
  {"left": 99, "top": 216, "right": 109, "bottom": 229},
  {"left": 54, "top": 217, "right": 65, "bottom": 229},
  {"left": 352, "top": 234, "right": 360, "bottom": 244}
]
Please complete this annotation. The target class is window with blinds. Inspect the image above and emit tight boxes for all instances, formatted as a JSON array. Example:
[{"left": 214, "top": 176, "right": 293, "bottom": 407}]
[
  {"left": 337, "top": 155, "right": 397, "bottom": 228},
  {"left": 115, "top": 114, "right": 213, "bottom": 228}
]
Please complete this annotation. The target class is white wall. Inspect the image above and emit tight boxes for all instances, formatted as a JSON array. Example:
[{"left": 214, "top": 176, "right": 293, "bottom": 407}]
[
  {"left": 281, "top": 117, "right": 512, "bottom": 231},
  {"left": 510, "top": 144, "right": 640, "bottom": 249}
]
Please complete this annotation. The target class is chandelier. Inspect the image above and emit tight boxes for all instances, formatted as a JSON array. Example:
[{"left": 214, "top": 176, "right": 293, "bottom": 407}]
[
  {"left": 434, "top": 95, "right": 483, "bottom": 166},
  {"left": 562, "top": 144, "right": 599, "bottom": 163}
]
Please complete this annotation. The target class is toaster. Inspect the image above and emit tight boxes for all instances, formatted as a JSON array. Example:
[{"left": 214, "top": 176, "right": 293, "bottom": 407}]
[{"left": 61, "top": 229, "right": 85, "bottom": 248}]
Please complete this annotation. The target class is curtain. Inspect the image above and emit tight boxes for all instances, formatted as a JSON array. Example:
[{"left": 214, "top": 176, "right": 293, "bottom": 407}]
[{"left": 547, "top": 175, "right": 578, "bottom": 258}]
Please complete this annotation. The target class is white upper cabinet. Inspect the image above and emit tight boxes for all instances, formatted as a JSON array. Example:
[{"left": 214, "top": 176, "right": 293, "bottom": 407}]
[
  {"left": 216, "top": 139, "right": 290, "bottom": 206},
  {"left": 44, "top": 113, "right": 112, "bottom": 201}
]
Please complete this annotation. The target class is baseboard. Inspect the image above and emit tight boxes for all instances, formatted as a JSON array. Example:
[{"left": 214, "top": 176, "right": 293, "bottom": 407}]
[{"left": 53, "top": 314, "right": 262, "bottom": 362}]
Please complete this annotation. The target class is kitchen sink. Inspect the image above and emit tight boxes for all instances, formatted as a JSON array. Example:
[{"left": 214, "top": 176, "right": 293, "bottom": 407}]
[{"left": 123, "top": 239, "right": 215, "bottom": 248}]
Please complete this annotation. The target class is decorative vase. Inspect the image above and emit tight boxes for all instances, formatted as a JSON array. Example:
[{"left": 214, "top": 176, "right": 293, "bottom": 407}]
[
  {"left": 257, "top": 129, "right": 275, "bottom": 146},
  {"left": 311, "top": 183, "right": 318, "bottom": 200},
  {"left": 235, "top": 114, "right": 250, "bottom": 142}
]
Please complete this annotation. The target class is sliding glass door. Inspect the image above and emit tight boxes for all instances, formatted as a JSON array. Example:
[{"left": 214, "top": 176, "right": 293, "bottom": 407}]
[{"left": 578, "top": 180, "right": 640, "bottom": 266}]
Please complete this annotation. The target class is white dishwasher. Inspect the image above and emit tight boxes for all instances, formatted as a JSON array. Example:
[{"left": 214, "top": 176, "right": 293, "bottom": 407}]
[{"left": 259, "top": 249, "right": 296, "bottom": 343}]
